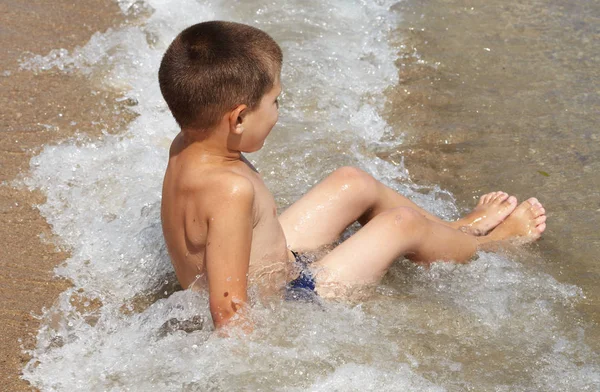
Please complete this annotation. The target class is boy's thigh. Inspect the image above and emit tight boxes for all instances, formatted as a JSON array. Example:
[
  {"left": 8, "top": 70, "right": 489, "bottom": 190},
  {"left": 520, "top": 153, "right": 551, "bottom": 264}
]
[
  {"left": 279, "top": 167, "right": 376, "bottom": 251},
  {"left": 310, "top": 207, "right": 422, "bottom": 288}
]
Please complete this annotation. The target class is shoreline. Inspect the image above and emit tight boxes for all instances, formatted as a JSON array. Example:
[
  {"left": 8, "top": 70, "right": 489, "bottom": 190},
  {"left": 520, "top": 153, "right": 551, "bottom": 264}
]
[{"left": 0, "top": 1, "right": 125, "bottom": 389}]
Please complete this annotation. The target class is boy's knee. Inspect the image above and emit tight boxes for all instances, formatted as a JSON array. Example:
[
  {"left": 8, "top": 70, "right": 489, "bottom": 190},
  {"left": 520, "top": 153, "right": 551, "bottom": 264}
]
[
  {"left": 377, "top": 207, "right": 427, "bottom": 234},
  {"left": 331, "top": 166, "right": 375, "bottom": 192}
]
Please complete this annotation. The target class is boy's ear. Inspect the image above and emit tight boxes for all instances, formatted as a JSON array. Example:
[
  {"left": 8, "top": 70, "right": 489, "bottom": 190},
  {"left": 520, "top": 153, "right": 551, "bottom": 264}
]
[{"left": 229, "top": 104, "right": 247, "bottom": 135}]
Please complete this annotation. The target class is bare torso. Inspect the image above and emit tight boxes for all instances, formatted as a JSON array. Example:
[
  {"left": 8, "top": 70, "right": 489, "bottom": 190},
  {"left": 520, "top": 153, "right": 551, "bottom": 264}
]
[{"left": 161, "top": 134, "right": 292, "bottom": 294}]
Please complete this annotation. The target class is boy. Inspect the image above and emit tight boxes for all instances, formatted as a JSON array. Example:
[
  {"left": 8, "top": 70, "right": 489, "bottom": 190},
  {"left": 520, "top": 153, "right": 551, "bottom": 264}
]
[{"left": 159, "top": 21, "right": 546, "bottom": 330}]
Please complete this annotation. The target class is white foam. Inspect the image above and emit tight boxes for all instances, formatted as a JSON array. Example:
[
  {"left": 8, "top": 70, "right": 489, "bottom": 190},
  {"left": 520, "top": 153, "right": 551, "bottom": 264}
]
[
  {"left": 20, "top": 0, "right": 598, "bottom": 390},
  {"left": 300, "top": 363, "right": 446, "bottom": 392}
]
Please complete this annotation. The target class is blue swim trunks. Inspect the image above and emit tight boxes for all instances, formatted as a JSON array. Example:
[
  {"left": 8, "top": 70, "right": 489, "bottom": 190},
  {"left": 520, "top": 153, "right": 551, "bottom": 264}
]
[{"left": 286, "top": 250, "right": 317, "bottom": 301}]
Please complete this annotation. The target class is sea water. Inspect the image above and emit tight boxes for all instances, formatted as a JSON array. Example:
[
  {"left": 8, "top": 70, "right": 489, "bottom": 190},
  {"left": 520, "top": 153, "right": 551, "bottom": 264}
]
[{"left": 20, "top": 0, "right": 599, "bottom": 390}]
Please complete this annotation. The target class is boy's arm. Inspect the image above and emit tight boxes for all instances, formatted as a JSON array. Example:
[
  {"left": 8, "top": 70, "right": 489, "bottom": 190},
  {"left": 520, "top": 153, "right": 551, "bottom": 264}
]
[{"left": 204, "top": 174, "right": 254, "bottom": 330}]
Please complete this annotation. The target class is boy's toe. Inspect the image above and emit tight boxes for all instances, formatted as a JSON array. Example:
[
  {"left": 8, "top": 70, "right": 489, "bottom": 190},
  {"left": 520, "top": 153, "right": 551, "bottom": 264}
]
[
  {"left": 530, "top": 206, "right": 544, "bottom": 218},
  {"left": 494, "top": 192, "right": 509, "bottom": 203}
]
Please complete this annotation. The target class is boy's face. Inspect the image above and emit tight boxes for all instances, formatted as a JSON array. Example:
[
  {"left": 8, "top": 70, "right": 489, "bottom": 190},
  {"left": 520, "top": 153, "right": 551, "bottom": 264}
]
[{"left": 237, "top": 79, "right": 281, "bottom": 152}]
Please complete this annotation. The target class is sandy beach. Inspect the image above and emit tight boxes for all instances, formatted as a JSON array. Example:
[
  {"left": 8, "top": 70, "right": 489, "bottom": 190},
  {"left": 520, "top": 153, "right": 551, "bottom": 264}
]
[{"left": 0, "top": 1, "right": 124, "bottom": 389}]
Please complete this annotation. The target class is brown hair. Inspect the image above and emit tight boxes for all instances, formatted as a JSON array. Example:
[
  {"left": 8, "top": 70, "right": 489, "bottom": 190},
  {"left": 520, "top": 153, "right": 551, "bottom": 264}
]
[{"left": 158, "top": 21, "right": 283, "bottom": 130}]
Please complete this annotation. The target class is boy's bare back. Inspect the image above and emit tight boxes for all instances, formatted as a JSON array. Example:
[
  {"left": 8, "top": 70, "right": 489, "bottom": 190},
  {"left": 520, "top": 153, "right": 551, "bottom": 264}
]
[{"left": 161, "top": 133, "right": 292, "bottom": 318}]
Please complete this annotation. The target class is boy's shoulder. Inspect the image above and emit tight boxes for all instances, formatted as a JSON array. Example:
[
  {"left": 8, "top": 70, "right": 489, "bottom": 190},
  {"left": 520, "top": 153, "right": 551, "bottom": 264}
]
[{"left": 175, "top": 163, "right": 255, "bottom": 213}]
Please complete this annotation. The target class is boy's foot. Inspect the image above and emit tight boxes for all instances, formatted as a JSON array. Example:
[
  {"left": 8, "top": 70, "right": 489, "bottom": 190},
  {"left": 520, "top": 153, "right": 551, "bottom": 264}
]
[
  {"left": 454, "top": 191, "right": 518, "bottom": 235},
  {"left": 484, "top": 198, "right": 547, "bottom": 244}
]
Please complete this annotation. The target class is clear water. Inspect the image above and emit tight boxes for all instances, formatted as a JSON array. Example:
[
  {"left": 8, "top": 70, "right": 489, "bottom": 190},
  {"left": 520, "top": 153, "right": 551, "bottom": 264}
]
[
  {"left": 386, "top": 0, "right": 600, "bottom": 340},
  {"left": 20, "top": 0, "right": 599, "bottom": 390}
]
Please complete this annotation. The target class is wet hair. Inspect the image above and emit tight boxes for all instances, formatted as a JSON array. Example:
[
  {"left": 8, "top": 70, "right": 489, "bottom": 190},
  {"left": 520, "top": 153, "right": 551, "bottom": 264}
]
[{"left": 158, "top": 21, "right": 283, "bottom": 130}]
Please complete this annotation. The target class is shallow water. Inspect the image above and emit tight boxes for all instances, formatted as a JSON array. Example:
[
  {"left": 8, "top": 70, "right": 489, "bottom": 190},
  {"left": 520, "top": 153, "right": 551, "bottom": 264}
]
[
  {"left": 386, "top": 0, "right": 600, "bottom": 351},
  {"left": 17, "top": 0, "right": 599, "bottom": 390}
]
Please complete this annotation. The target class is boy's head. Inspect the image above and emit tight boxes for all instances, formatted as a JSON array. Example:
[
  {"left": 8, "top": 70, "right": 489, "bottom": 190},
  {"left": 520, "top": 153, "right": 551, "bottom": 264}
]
[{"left": 158, "top": 21, "right": 283, "bottom": 131}]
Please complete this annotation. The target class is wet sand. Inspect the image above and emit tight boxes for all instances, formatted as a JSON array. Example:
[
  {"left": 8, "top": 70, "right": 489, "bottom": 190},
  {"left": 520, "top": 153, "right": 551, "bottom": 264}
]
[
  {"left": 385, "top": 0, "right": 600, "bottom": 349},
  {"left": 0, "top": 1, "right": 125, "bottom": 389}
]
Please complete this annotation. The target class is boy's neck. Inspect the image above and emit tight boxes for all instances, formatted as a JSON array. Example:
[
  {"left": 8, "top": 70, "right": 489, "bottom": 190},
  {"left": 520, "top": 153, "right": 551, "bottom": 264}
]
[{"left": 180, "top": 127, "right": 242, "bottom": 163}]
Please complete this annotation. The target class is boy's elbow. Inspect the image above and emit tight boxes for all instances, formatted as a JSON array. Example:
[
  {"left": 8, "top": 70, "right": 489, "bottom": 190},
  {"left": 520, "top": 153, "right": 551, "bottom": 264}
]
[
  {"left": 211, "top": 310, "right": 253, "bottom": 335},
  {"left": 210, "top": 297, "right": 248, "bottom": 329},
  {"left": 211, "top": 307, "right": 236, "bottom": 328}
]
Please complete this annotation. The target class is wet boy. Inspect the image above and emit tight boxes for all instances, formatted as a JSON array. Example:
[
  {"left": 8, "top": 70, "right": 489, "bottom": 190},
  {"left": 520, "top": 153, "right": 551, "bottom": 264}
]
[{"left": 159, "top": 21, "right": 546, "bottom": 330}]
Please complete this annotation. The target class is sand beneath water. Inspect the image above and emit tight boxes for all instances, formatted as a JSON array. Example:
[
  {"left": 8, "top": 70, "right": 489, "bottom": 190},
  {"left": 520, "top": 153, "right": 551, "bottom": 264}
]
[{"left": 0, "top": 1, "right": 125, "bottom": 389}]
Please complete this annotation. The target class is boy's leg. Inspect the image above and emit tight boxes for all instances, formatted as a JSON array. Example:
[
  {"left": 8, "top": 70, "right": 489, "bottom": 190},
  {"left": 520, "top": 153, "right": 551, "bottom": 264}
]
[
  {"left": 280, "top": 166, "right": 516, "bottom": 251},
  {"left": 311, "top": 200, "right": 546, "bottom": 289},
  {"left": 311, "top": 207, "right": 477, "bottom": 285}
]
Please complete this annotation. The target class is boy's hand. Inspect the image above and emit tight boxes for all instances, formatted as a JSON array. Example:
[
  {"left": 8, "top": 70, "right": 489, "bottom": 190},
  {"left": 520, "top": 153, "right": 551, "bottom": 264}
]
[{"left": 204, "top": 173, "right": 254, "bottom": 330}]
